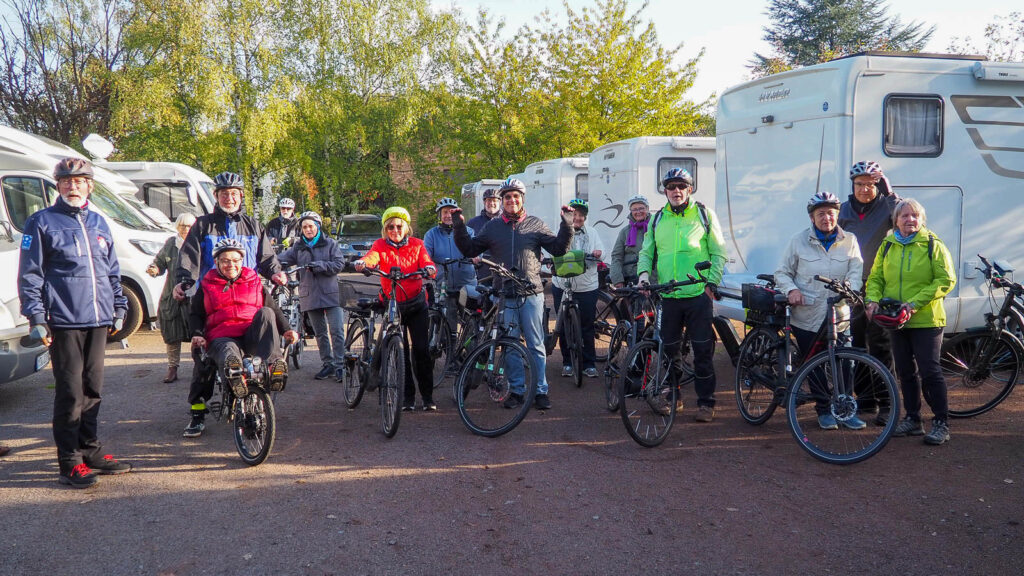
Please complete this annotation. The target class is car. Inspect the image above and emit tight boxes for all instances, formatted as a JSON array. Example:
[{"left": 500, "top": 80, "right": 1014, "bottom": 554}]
[{"left": 333, "top": 214, "right": 381, "bottom": 267}]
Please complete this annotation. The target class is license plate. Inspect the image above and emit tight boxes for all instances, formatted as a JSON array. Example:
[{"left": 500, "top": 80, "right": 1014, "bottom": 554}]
[{"left": 35, "top": 350, "right": 50, "bottom": 371}]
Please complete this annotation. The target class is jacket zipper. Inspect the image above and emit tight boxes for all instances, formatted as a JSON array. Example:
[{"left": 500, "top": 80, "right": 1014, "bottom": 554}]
[{"left": 77, "top": 213, "right": 101, "bottom": 323}]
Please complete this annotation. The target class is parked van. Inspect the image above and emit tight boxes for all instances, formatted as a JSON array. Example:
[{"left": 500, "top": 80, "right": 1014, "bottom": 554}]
[
  {"left": 0, "top": 126, "right": 172, "bottom": 341},
  {"left": 521, "top": 157, "right": 589, "bottom": 236},
  {"left": 714, "top": 52, "right": 1024, "bottom": 331},
  {"left": 587, "top": 136, "right": 716, "bottom": 260}
]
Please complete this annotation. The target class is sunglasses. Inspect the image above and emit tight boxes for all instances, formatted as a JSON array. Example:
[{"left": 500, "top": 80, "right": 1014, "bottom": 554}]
[
  {"left": 665, "top": 183, "right": 690, "bottom": 191},
  {"left": 386, "top": 224, "right": 405, "bottom": 231}
]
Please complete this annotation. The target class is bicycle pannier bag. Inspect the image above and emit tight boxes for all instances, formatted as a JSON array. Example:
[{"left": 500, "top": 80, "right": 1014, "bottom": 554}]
[
  {"left": 552, "top": 250, "right": 586, "bottom": 278},
  {"left": 742, "top": 283, "right": 778, "bottom": 312}
]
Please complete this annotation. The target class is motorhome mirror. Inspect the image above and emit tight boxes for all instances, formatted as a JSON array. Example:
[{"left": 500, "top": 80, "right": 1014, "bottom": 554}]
[{"left": 82, "top": 133, "right": 115, "bottom": 161}]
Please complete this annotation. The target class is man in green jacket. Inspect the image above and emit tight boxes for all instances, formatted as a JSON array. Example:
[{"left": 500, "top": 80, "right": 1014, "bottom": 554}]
[{"left": 637, "top": 168, "right": 728, "bottom": 422}]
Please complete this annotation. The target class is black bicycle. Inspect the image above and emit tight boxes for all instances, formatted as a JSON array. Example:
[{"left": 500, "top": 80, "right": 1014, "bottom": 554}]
[
  {"left": 603, "top": 287, "right": 656, "bottom": 412},
  {"left": 425, "top": 258, "right": 478, "bottom": 385},
  {"left": 273, "top": 265, "right": 311, "bottom": 369},
  {"left": 939, "top": 255, "right": 1024, "bottom": 417}
]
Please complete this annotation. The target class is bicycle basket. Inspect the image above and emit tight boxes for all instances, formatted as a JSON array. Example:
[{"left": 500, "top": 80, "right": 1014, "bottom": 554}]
[
  {"left": 551, "top": 250, "right": 586, "bottom": 278},
  {"left": 458, "top": 285, "right": 483, "bottom": 310},
  {"left": 742, "top": 283, "right": 779, "bottom": 312}
]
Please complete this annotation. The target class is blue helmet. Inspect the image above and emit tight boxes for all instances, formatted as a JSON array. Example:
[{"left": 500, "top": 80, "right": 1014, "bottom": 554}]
[{"left": 661, "top": 168, "right": 693, "bottom": 187}]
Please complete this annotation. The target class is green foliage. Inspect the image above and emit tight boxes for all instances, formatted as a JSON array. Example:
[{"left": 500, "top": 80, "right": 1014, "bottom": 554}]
[
  {"left": 948, "top": 12, "right": 1024, "bottom": 62},
  {"left": 750, "top": 0, "right": 935, "bottom": 78}
]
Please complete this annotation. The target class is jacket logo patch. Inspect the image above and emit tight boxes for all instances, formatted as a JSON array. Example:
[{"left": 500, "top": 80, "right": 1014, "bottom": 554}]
[
  {"left": 97, "top": 236, "right": 108, "bottom": 250},
  {"left": 21, "top": 234, "right": 32, "bottom": 249}
]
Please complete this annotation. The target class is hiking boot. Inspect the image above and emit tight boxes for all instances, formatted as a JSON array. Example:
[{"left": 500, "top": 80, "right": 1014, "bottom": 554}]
[
  {"left": 583, "top": 367, "right": 598, "bottom": 378},
  {"left": 839, "top": 414, "right": 867, "bottom": 430},
  {"left": 561, "top": 365, "right": 574, "bottom": 378},
  {"left": 183, "top": 411, "right": 206, "bottom": 438},
  {"left": 224, "top": 354, "right": 246, "bottom": 398},
  {"left": 85, "top": 454, "right": 132, "bottom": 475},
  {"left": 163, "top": 366, "right": 178, "bottom": 383},
  {"left": 694, "top": 405, "right": 715, "bottom": 423},
  {"left": 59, "top": 463, "right": 97, "bottom": 489},
  {"left": 874, "top": 406, "right": 891, "bottom": 427},
  {"left": 502, "top": 393, "right": 524, "bottom": 409},
  {"left": 534, "top": 394, "right": 552, "bottom": 410},
  {"left": 268, "top": 358, "right": 288, "bottom": 392},
  {"left": 891, "top": 416, "right": 925, "bottom": 437},
  {"left": 314, "top": 365, "right": 334, "bottom": 380},
  {"left": 648, "top": 393, "right": 672, "bottom": 416},
  {"left": 924, "top": 419, "right": 950, "bottom": 446},
  {"left": 817, "top": 413, "right": 839, "bottom": 430}
]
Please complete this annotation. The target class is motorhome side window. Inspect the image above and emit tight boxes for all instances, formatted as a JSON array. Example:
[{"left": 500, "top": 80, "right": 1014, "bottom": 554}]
[
  {"left": 884, "top": 95, "right": 943, "bottom": 157},
  {"left": 143, "top": 183, "right": 199, "bottom": 219},
  {"left": 656, "top": 158, "right": 697, "bottom": 192},
  {"left": 575, "top": 173, "right": 588, "bottom": 201},
  {"left": 1, "top": 176, "right": 47, "bottom": 231}
]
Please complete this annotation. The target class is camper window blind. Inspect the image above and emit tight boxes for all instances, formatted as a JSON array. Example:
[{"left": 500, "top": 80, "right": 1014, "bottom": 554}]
[
  {"left": 884, "top": 96, "right": 943, "bottom": 156},
  {"left": 575, "top": 174, "right": 588, "bottom": 201},
  {"left": 656, "top": 157, "right": 698, "bottom": 192}
]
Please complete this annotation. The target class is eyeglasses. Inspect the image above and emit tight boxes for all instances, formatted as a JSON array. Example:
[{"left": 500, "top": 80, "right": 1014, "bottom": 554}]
[
  {"left": 665, "top": 183, "right": 689, "bottom": 191},
  {"left": 60, "top": 177, "right": 90, "bottom": 189},
  {"left": 385, "top": 224, "right": 405, "bottom": 231},
  {"left": 219, "top": 258, "right": 243, "bottom": 265}
]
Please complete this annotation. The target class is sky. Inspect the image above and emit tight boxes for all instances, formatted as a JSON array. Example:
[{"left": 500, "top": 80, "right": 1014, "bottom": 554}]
[{"left": 433, "top": 0, "right": 1020, "bottom": 104}]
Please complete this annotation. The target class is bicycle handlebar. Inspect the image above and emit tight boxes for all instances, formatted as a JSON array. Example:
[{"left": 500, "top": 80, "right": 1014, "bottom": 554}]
[{"left": 813, "top": 275, "right": 863, "bottom": 305}]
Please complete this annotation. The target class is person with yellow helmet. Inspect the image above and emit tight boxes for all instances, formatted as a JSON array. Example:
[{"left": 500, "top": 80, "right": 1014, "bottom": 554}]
[{"left": 354, "top": 207, "right": 438, "bottom": 411}]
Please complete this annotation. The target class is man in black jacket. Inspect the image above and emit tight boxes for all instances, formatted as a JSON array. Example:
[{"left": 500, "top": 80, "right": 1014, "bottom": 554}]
[
  {"left": 452, "top": 178, "right": 574, "bottom": 410},
  {"left": 266, "top": 197, "right": 298, "bottom": 249}
]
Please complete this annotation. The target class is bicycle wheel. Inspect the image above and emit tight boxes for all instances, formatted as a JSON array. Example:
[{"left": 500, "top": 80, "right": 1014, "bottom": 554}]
[
  {"left": 232, "top": 386, "right": 276, "bottom": 466},
  {"left": 343, "top": 318, "right": 370, "bottom": 409},
  {"left": 449, "top": 315, "right": 481, "bottom": 403},
  {"left": 941, "top": 331, "right": 1021, "bottom": 418},
  {"left": 603, "top": 323, "right": 631, "bottom": 412},
  {"left": 618, "top": 340, "right": 677, "bottom": 447},
  {"left": 427, "top": 308, "right": 454, "bottom": 388},
  {"left": 786, "top": 349, "right": 899, "bottom": 465},
  {"left": 734, "top": 327, "right": 784, "bottom": 425},
  {"left": 593, "top": 290, "right": 617, "bottom": 362},
  {"left": 289, "top": 307, "right": 303, "bottom": 369},
  {"left": 456, "top": 337, "right": 535, "bottom": 437},
  {"left": 379, "top": 333, "right": 404, "bottom": 438},
  {"left": 566, "top": 306, "right": 584, "bottom": 388},
  {"left": 290, "top": 339, "right": 303, "bottom": 369}
]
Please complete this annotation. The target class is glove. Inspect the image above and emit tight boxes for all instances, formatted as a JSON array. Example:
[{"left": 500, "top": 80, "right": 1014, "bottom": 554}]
[
  {"left": 310, "top": 261, "right": 327, "bottom": 274},
  {"left": 29, "top": 324, "right": 50, "bottom": 345},
  {"left": 109, "top": 317, "right": 125, "bottom": 336},
  {"left": 560, "top": 205, "right": 575, "bottom": 226},
  {"left": 638, "top": 272, "right": 650, "bottom": 286},
  {"left": 450, "top": 208, "right": 465, "bottom": 226}
]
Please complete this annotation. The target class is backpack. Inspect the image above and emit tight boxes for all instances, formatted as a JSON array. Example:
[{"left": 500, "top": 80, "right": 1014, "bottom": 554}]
[{"left": 649, "top": 201, "right": 711, "bottom": 274}]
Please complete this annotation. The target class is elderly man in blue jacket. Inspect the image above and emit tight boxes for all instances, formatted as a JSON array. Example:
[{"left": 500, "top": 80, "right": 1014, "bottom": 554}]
[{"left": 18, "top": 157, "right": 131, "bottom": 489}]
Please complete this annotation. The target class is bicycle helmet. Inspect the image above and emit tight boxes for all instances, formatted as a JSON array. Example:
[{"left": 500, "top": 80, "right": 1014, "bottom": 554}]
[
  {"left": 298, "top": 210, "right": 322, "bottom": 225},
  {"left": 212, "top": 238, "right": 246, "bottom": 259},
  {"left": 849, "top": 161, "right": 883, "bottom": 180},
  {"left": 381, "top": 206, "right": 411, "bottom": 224},
  {"left": 482, "top": 187, "right": 500, "bottom": 200},
  {"left": 627, "top": 194, "right": 649, "bottom": 208},
  {"left": 568, "top": 198, "right": 589, "bottom": 215},
  {"left": 54, "top": 157, "right": 94, "bottom": 180},
  {"left": 872, "top": 299, "right": 911, "bottom": 330},
  {"left": 661, "top": 167, "right": 693, "bottom": 188},
  {"left": 278, "top": 197, "right": 296, "bottom": 209},
  {"left": 807, "top": 191, "right": 841, "bottom": 213},
  {"left": 498, "top": 177, "right": 526, "bottom": 197},
  {"left": 213, "top": 171, "right": 244, "bottom": 191},
  {"left": 434, "top": 197, "right": 459, "bottom": 212}
]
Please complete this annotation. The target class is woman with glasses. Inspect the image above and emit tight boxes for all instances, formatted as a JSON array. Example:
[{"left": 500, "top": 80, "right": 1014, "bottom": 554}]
[
  {"left": 354, "top": 207, "right": 438, "bottom": 411},
  {"left": 147, "top": 213, "right": 198, "bottom": 383}
]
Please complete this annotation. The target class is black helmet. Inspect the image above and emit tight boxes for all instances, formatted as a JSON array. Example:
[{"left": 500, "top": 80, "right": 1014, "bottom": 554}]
[
  {"left": 482, "top": 188, "right": 500, "bottom": 200},
  {"left": 54, "top": 157, "right": 94, "bottom": 180},
  {"left": 213, "top": 172, "right": 244, "bottom": 191}
]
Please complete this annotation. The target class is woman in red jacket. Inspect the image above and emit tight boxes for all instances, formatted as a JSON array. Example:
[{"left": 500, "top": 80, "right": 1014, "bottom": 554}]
[{"left": 354, "top": 207, "right": 437, "bottom": 411}]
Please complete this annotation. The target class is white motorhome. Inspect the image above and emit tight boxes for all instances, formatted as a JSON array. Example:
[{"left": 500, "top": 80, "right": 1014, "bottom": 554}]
[
  {"left": 459, "top": 178, "right": 504, "bottom": 217},
  {"left": 521, "top": 157, "right": 589, "bottom": 234},
  {"left": 0, "top": 126, "right": 172, "bottom": 341},
  {"left": 714, "top": 52, "right": 1024, "bottom": 331},
  {"left": 98, "top": 161, "right": 216, "bottom": 220},
  {"left": 587, "top": 136, "right": 716, "bottom": 259}
]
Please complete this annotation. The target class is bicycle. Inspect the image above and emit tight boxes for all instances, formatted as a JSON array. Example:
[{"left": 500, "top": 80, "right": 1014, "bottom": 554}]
[
  {"left": 343, "top": 264, "right": 431, "bottom": 437},
  {"left": 199, "top": 345, "right": 289, "bottom": 466},
  {"left": 615, "top": 262, "right": 710, "bottom": 447},
  {"left": 543, "top": 254, "right": 605, "bottom": 387},
  {"left": 273, "top": 265, "right": 311, "bottom": 369},
  {"left": 939, "top": 254, "right": 1024, "bottom": 417},
  {"left": 454, "top": 257, "right": 539, "bottom": 437},
  {"left": 729, "top": 275, "right": 901, "bottom": 464},
  {"left": 602, "top": 287, "right": 656, "bottom": 412},
  {"left": 425, "top": 257, "right": 478, "bottom": 384}
]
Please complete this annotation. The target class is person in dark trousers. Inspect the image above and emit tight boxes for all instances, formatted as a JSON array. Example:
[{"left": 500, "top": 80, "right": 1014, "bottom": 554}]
[
  {"left": 147, "top": 213, "right": 197, "bottom": 383},
  {"left": 279, "top": 211, "right": 347, "bottom": 381},
  {"left": 839, "top": 161, "right": 901, "bottom": 425},
  {"left": 266, "top": 197, "right": 298, "bottom": 250},
  {"left": 18, "top": 157, "right": 131, "bottom": 489},
  {"left": 185, "top": 239, "right": 298, "bottom": 437},
  {"left": 173, "top": 172, "right": 287, "bottom": 436}
]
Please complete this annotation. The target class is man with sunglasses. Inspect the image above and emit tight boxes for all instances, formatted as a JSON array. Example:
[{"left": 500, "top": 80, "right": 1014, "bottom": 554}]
[
  {"left": 451, "top": 178, "right": 574, "bottom": 411},
  {"left": 839, "top": 161, "right": 901, "bottom": 425},
  {"left": 636, "top": 168, "right": 727, "bottom": 422}
]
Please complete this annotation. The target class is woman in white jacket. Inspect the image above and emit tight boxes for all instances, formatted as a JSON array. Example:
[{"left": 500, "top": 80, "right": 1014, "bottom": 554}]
[{"left": 775, "top": 191, "right": 864, "bottom": 430}]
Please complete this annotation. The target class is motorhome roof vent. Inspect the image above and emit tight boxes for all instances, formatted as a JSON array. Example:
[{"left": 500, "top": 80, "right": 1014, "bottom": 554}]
[
  {"left": 567, "top": 157, "right": 589, "bottom": 169},
  {"left": 972, "top": 61, "right": 1024, "bottom": 82}
]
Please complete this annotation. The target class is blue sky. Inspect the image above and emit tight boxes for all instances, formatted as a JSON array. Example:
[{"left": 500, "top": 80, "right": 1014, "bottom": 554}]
[{"left": 433, "top": 0, "right": 1020, "bottom": 103}]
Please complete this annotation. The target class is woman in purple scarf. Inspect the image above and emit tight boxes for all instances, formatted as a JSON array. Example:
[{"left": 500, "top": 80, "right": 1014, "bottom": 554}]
[{"left": 610, "top": 195, "right": 653, "bottom": 288}]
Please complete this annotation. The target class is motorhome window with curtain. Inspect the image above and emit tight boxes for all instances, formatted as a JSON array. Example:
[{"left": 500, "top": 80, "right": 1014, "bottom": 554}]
[
  {"left": 575, "top": 174, "right": 588, "bottom": 201},
  {"left": 656, "top": 158, "right": 697, "bottom": 193},
  {"left": 884, "top": 96, "right": 943, "bottom": 156}
]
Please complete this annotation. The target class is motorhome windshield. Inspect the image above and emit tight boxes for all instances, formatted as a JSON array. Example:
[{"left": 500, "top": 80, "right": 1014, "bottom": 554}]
[
  {"left": 90, "top": 182, "right": 163, "bottom": 231},
  {"left": 199, "top": 181, "right": 215, "bottom": 212}
]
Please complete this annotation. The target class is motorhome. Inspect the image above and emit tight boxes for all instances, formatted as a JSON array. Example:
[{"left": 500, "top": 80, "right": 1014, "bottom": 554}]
[
  {"left": 521, "top": 157, "right": 589, "bottom": 236},
  {"left": 0, "top": 126, "right": 172, "bottom": 342},
  {"left": 714, "top": 52, "right": 1024, "bottom": 332},
  {"left": 98, "top": 161, "right": 215, "bottom": 220},
  {"left": 586, "top": 136, "right": 716, "bottom": 260}
]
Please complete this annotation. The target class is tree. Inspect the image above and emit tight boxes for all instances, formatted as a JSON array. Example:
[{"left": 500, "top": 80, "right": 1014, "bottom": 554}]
[
  {"left": 948, "top": 12, "right": 1024, "bottom": 62},
  {"left": 750, "top": 0, "right": 935, "bottom": 77}
]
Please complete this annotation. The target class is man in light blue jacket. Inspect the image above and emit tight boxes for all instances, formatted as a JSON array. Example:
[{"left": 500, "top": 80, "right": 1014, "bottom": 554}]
[{"left": 424, "top": 198, "right": 477, "bottom": 336}]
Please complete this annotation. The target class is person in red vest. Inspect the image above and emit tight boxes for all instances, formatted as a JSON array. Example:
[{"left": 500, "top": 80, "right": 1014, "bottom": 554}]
[{"left": 183, "top": 239, "right": 298, "bottom": 438}]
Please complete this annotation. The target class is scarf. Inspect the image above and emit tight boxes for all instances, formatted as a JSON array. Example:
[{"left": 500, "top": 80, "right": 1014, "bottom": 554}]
[
  {"left": 303, "top": 229, "right": 322, "bottom": 247},
  {"left": 893, "top": 229, "right": 917, "bottom": 245},
  {"left": 502, "top": 208, "right": 526, "bottom": 223},
  {"left": 669, "top": 200, "right": 689, "bottom": 215},
  {"left": 814, "top": 227, "right": 838, "bottom": 252},
  {"left": 385, "top": 235, "right": 410, "bottom": 249},
  {"left": 626, "top": 217, "right": 648, "bottom": 247}
]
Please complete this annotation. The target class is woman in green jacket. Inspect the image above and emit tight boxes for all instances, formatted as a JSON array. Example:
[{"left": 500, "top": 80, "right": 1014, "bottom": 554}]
[
  {"left": 147, "top": 213, "right": 197, "bottom": 383},
  {"left": 865, "top": 199, "right": 956, "bottom": 445}
]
